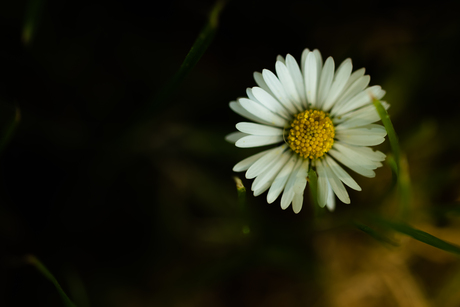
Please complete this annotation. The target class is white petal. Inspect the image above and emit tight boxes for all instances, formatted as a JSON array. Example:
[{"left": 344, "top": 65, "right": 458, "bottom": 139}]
[
  {"left": 236, "top": 135, "right": 284, "bottom": 148},
  {"left": 267, "top": 154, "right": 298, "bottom": 204},
  {"left": 332, "top": 85, "right": 386, "bottom": 116},
  {"left": 318, "top": 159, "right": 350, "bottom": 204},
  {"left": 293, "top": 159, "right": 309, "bottom": 194},
  {"left": 233, "top": 149, "right": 273, "bottom": 172},
  {"left": 336, "top": 124, "right": 387, "bottom": 146},
  {"left": 313, "top": 49, "right": 323, "bottom": 101},
  {"left": 332, "top": 74, "right": 370, "bottom": 113},
  {"left": 316, "top": 165, "right": 329, "bottom": 208},
  {"left": 333, "top": 142, "right": 386, "bottom": 169},
  {"left": 262, "top": 69, "right": 297, "bottom": 114},
  {"left": 252, "top": 150, "right": 292, "bottom": 193},
  {"left": 292, "top": 193, "right": 304, "bottom": 214},
  {"left": 344, "top": 67, "right": 366, "bottom": 89},
  {"left": 322, "top": 58, "right": 353, "bottom": 111},
  {"left": 301, "top": 48, "right": 310, "bottom": 75},
  {"left": 276, "top": 55, "right": 285, "bottom": 64},
  {"left": 280, "top": 157, "right": 304, "bottom": 209},
  {"left": 317, "top": 57, "right": 335, "bottom": 108},
  {"left": 313, "top": 49, "right": 323, "bottom": 77},
  {"left": 239, "top": 98, "right": 287, "bottom": 127},
  {"left": 236, "top": 122, "right": 284, "bottom": 135},
  {"left": 225, "top": 131, "right": 248, "bottom": 143},
  {"left": 326, "top": 183, "right": 335, "bottom": 211},
  {"left": 246, "top": 144, "right": 287, "bottom": 179},
  {"left": 328, "top": 149, "right": 375, "bottom": 178},
  {"left": 324, "top": 155, "right": 361, "bottom": 191},
  {"left": 251, "top": 87, "right": 290, "bottom": 119},
  {"left": 275, "top": 61, "right": 302, "bottom": 111},
  {"left": 342, "top": 143, "right": 386, "bottom": 162},
  {"left": 304, "top": 52, "right": 318, "bottom": 107},
  {"left": 291, "top": 159, "right": 309, "bottom": 213},
  {"left": 285, "top": 54, "right": 307, "bottom": 108},
  {"left": 334, "top": 104, "right": 382, "bottom": 130},
  {"left": 253, "top": 71, "right": 274, "bottom": 96},
  {"left": 230, "top": 101, "right": 272, "bottom": 125}
]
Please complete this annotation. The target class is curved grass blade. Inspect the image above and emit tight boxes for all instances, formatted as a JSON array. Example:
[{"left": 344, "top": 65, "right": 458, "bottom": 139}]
[
  {"left": 25, "top": 255, "right": 77, "bottom": 307},
  {"left": 234, "top": 176, "right": 250, "bottom": 235},
  {"left": 23, "top": 0, "right": 45, "bottom": 45},
  {"left": 308, "top": 168, "right": 319, "bottom": 209},
  {"left": 151, "top": 0, "right": 226, "bottom": 112},
  {"left": 373, "top": 98, "right": 400, "bottom": 173},
  {"left": 397, "top": 154, "right": 411, "bottom": 219},
  {"left": 375, "top": 219, "right": 460, "bottom": 255},
  {"left": 373, "top": 98, "right": 411, "bottom": 217},
  {"left": 0, "top": 106, "right": 21, "bottom": 154},
  {"left": 353, "top": 221, "right": 399, "bottom": 247}
]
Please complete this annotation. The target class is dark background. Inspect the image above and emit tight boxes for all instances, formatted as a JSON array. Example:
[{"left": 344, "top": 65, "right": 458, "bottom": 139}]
[{"left": 1, "top": 1, "right": 460, "bottom": 306}]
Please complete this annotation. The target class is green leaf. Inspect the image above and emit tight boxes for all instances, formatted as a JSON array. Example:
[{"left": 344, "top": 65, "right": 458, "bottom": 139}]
[
  {"left": 353, "top": 221, "right": 399, "bottom": 247},
  {"left": 373, "top": 98, "right": 401, "bottom": 174},
  {"left": 26, "top": 255, "right": 77, "bottom": 307},
  {"left": 150, "top": 0, "right": 226, "bottom": 113},
  {"left": 233, "top": 176, "right": 246, "bottom": 210},
  {"left": 375, "top": 219, "right": 460, "bottom": 255},
  {"left": 374, "top": 98, "right": 411, "bottom": 217},
  {"left": 0, "top": 106, "right": 20, "bottom": 154},
  {"left": 23, "top": 0, "right": 45, "bottom": 45},
  {"left": 233, "top": 176, "right": 250, "bottom": 235},
  {"left": 307, "top": 168, "right": 319, "bottom": 209}
]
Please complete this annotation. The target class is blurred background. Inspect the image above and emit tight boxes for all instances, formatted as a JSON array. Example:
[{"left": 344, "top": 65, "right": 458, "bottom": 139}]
[{"left": 1, "top": 0, "right": 460, "bottom": 306}]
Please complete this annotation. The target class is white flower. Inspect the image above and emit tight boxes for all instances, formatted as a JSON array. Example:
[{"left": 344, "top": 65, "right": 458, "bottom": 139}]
[{"left": 227, "top": 48, "right": 388, "bottom": 213}]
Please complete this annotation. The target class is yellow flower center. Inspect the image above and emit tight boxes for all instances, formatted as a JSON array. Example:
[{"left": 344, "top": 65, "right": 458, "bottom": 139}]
[{"left": 287, "top": 109, "right": 335, "bottom": 160}]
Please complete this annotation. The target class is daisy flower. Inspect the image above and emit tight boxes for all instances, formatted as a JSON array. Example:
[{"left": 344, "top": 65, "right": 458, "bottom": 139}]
[{"left": 227, "top": 48, "right": 388, "bottom": 213}]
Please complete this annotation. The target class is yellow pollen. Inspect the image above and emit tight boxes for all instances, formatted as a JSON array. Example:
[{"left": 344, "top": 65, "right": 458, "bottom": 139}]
[{"left": 287, "top": 109, "right": 335, "bottom": 160}]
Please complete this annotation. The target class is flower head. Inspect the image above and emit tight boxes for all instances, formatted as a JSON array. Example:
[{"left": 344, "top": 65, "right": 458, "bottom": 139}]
[{"left": 227, "top": 49, "right": 388, "bottom": 213}]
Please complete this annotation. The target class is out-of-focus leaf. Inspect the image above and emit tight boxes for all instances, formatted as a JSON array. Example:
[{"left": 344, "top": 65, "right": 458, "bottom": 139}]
[
  {"left": 150, "top": 0, "right": 226, "bottom": 114},
  {"left": 308, "top": 169, "right": 319, "bottom": 209},
  {"left": 0, "top": 106, "right": 20, "bottom": 154},
  {"left": 233, "top": 176, "right": 246, "bottom": 210},
  {"left": 23, "top": 0, "right": 45, "bottom": 45},
  {"left": 25, "top": 255, "right": 77, "bottom": 307},
  {"left": 353, "top": 221, "right": 399, "bottom": 247},
  {"left": 375, "top": 219, "right": 460, "bottom": 255},
  {"left": 373, "top": 98, "right": 400, "bottom": 174},
  {"left": 234, "top": 176, "right": 250, "bottom": 235}
]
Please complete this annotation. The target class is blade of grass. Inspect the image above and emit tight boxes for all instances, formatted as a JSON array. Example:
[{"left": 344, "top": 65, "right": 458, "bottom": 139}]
[
  {"left": 0, "top": 106, "right": 20, "bottom": 154},
  {"left": 149, "top": 0, "right": 226, "bottom": 114},
  {"left": 308, "top": 168, "right": 319, "bottom": 209},
  {"left": 234, "top": 176, "right": 250, "bottom": 235},
  {"left": 373, "top": 98, "right": 400, "bottom": 173},
  {"left": 397, "top": 154, "right": 411, "bottom": 219},
  {"left": 23, "top": 0, "right": 45, "bottom": 45},
  {"left": 353, "top": 221, "right": 399, "bottom": 247},
  {"left": 373, "top": 98, "right": 411, "bottom": 217},
  {"left": 25, "top": 255, "right": 77, "bottom": 307},
  {"left": 374, "top": 218, "right": 460, "bottom": 255}
]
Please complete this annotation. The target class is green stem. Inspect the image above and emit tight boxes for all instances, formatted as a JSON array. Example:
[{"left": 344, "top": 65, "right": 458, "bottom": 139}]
[{"left": 26, "top": 255, "right": 77, "bottom": 307}]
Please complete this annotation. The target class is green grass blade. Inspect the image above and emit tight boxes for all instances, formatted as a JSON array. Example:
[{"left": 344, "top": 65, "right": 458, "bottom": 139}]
[
  {"left": 23, "top": 0, "right": 45, "bottom": 45},
  {"left": 151, "top": 0, "right": 226, "bottom": 112},
  {"left": 375, "top": 219, "right": 460, "bottom": 255},
  {"left": 397, "top": 154, "right": 411, "bottom": 219},
  {"left": 25, "top": 255, "right": 77, "bottom": 307},
  {"left": 353, "top": 221, "right": 399, "bottom": 247},
  {"left": 308, "top": 168, "right": 319, "bottom": 209},
  {"left": 233, "top": 176, "right": 250, "bottom": 235},
  {"left": 373, "top": 98, "right": 411, "bottom": 217},
  {"left": 0, "top": 106, "right": 20, "bottom": 154},
  {"left": 373, "top": 98, "right": 400, "bottom": 173},
  {"left": 233, "top": 176, "right": 246, "bottom": 210}
]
